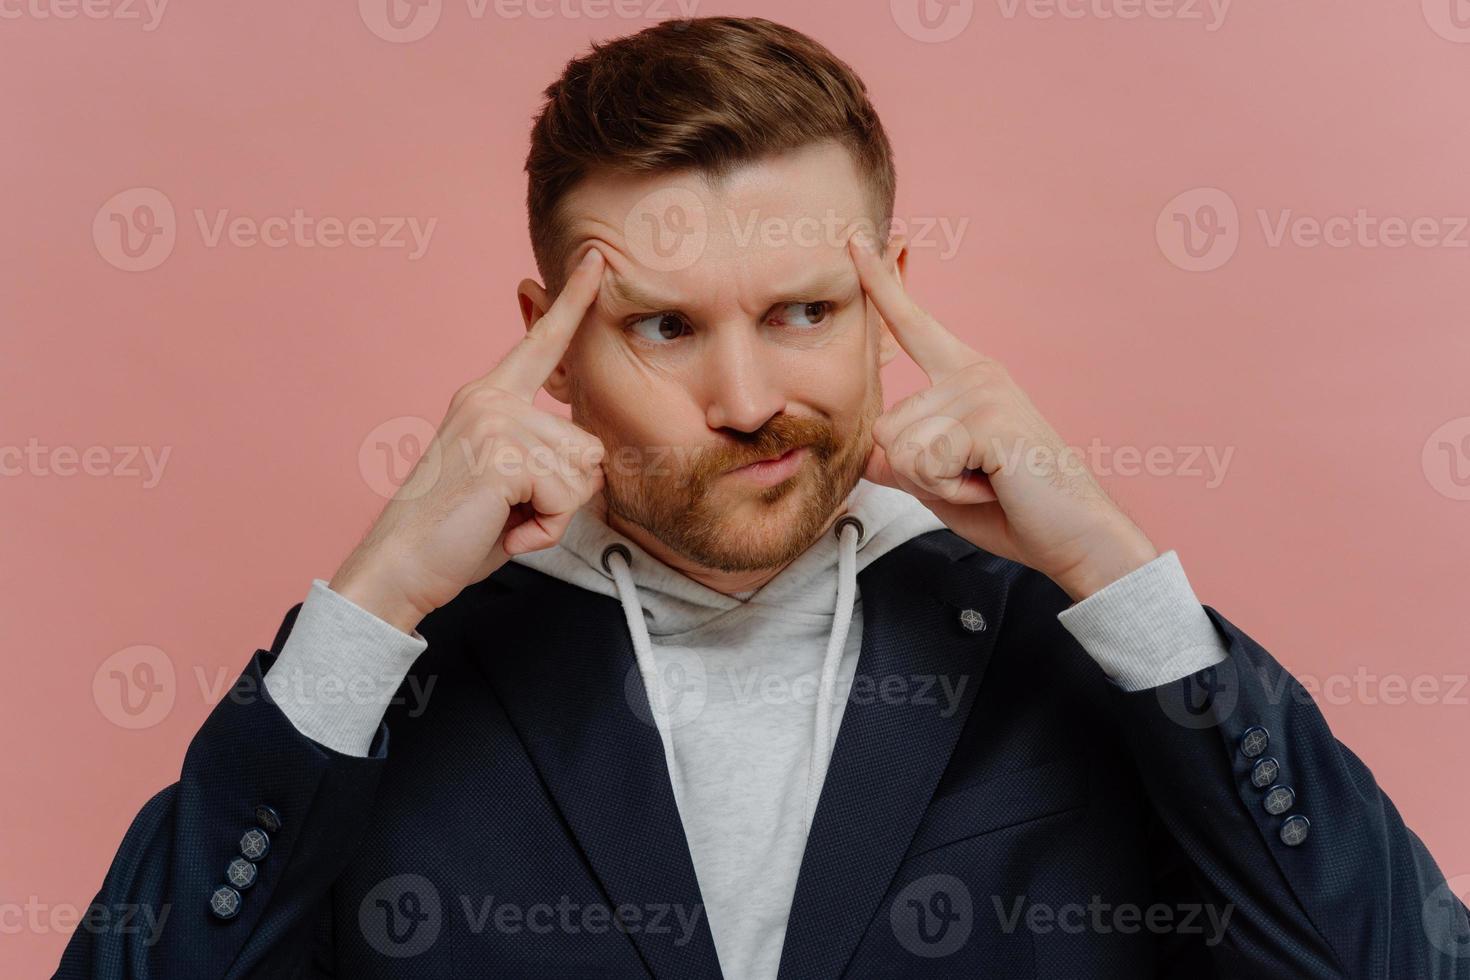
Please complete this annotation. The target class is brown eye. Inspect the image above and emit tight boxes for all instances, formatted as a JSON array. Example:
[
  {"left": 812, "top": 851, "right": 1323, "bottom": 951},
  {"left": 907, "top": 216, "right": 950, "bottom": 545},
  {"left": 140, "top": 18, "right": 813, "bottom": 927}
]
[
  {"left": 773, "top": 301, "right": 832, "bottom": 329},
  {"left": 628, "top": 312, "right": 689, "bottom": 344}
]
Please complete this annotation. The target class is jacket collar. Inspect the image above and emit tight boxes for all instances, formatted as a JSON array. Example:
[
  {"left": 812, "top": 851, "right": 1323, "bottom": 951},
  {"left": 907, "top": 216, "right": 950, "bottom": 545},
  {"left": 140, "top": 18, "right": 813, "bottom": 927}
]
[{"left": 469, "top": 528, "right": 1008, "bottom": 979}]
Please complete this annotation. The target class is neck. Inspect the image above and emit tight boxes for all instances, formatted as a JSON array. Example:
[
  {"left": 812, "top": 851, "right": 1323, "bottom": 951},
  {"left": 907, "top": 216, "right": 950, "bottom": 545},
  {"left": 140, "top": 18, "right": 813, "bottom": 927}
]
[{"left": 590, "top": 489, "right": 849, "bottom": 596}]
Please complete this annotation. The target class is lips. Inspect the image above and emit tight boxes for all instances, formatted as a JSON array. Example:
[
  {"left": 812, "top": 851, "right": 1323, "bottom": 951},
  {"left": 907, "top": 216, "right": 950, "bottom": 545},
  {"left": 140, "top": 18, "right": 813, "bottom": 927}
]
[{"left": 732, "top": 446, "right": 799, "bottom": 471}]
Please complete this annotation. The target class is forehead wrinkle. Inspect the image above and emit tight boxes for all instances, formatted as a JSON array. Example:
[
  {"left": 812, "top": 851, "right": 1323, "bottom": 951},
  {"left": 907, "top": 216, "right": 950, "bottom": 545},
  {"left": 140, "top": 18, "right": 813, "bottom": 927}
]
[
  {"left": 766, "top": 265, "right": 859, "bottom": 304},
  {"left": 604, "top": 274, "right": 687, "bottom": 313}
]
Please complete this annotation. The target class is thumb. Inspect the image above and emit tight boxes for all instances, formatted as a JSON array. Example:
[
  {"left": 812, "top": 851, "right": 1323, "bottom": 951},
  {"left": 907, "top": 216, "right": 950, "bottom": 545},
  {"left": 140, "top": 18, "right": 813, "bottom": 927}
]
[{"left": 502, "top": 508, "right": 575, "bottom": 557}]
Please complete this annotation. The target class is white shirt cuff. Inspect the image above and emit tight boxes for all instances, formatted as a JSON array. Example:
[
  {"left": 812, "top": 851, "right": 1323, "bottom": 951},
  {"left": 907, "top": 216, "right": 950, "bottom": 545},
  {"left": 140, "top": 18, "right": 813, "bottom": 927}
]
[
  {"left": 262, "top": 578, "right": 428, "bottom": 756},
  {"left": 1055, "top": 549, "right": 1227, "bottom": 692}
]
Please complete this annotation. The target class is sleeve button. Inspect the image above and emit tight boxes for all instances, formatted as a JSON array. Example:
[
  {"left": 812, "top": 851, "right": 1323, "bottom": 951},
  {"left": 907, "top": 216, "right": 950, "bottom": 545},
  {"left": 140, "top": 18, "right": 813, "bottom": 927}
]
[
  {"left": 1249, "top": 757, "right": 1279, "bottom": 788},
  {"left": 239, "top": 828, "right": 271, "bottom": 862},
  {"left": 1239, "top": 726, "right": 1270, "bottom": 758},
  {"left": 209, "top": 884, "right": 242, "bottom": 920},
  {"left": 1263, "top": 784, "right": 1296, "bottom": 815},
  {"left": 226, "top": 856, "right": 258, "bottom": 890},
  {"left": 1280, "top": 814, "right": 1311, "bottom": 846},
  {"left": 254, "top": 804, "right": 282, "bottom": 833}
]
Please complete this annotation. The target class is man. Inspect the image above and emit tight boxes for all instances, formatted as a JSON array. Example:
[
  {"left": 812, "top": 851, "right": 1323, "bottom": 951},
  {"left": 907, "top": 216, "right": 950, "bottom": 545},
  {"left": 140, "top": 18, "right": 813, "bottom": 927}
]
[{"left": 58, "top": 15, "right": 1468, "bottom": 980}]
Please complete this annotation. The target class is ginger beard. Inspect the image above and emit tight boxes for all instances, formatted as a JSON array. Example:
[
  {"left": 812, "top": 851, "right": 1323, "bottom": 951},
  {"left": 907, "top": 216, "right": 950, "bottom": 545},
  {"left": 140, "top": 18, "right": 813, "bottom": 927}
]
[{"left": 570, "top": 363, "right": 884, "bottom": 574}]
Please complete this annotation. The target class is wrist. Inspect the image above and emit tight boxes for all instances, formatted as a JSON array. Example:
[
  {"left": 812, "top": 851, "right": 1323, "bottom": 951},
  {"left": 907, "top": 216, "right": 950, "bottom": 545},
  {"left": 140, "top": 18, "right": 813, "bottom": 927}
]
[
  {"left": 328, "top": 557, "right": 427, "bottom": 635},
  {"left": 1055, "top": 524, "right": 1159, "bottom": 604}
]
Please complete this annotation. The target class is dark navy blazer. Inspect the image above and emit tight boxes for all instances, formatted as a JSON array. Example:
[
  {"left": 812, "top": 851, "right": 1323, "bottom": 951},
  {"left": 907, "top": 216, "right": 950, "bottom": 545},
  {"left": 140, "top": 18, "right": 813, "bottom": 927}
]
[{"left": 56, "top": 529, "right": 1470, "bottom": 978}]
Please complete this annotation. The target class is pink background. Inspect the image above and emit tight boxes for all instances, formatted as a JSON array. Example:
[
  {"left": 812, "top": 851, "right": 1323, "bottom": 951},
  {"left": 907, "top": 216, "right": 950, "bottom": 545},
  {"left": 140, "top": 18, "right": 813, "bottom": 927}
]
[{"left": 5, "top": 0, "right": 1470, "bottom": 971}]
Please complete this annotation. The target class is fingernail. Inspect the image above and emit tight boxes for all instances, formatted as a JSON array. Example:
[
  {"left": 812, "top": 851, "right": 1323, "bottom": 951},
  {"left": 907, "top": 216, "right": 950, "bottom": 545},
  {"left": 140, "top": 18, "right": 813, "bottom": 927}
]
[{"left": 852, "top": 231, "right": 876, "bottom": 254}]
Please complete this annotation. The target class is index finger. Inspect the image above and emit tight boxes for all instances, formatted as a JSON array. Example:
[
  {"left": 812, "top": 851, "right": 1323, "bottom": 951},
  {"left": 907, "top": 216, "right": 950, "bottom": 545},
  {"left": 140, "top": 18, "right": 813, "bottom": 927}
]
[
  {"left": 847, "top": 231, "right": 975, "bottom": 381},
  {"left": 491, "top": 247, "right": 605, "bottom": 400}
]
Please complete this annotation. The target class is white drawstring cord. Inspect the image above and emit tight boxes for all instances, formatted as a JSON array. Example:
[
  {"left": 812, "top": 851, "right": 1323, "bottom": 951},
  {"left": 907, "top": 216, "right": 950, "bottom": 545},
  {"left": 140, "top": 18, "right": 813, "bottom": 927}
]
[
  {"left": 602, "top": 544, "right": 684, "bottom": 807},
  {"left": 805, "top": 515, "right": 863, "bottom": 833},
  {"left": 602, "top": 514, "right": 864, "bottom": 835}
]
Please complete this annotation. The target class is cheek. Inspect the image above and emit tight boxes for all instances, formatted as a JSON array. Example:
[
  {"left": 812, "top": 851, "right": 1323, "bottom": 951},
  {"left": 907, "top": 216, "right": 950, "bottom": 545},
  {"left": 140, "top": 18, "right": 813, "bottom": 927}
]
[{"left": 571, "top": 332, "right": 703, "bottom": 444}]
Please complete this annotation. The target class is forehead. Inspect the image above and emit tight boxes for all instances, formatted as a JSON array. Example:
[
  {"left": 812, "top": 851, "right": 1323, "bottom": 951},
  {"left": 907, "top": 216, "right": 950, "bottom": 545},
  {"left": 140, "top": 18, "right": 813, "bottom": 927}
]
[{"left": 558, "top": 141, "right": 874, "bottom": 309}]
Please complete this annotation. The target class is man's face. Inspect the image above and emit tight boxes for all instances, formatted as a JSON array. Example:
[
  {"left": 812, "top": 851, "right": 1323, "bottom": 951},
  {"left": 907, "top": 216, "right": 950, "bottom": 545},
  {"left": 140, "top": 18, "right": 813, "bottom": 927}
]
[{"left": 525, "top": 141, "right": 902, "bottom": 574}]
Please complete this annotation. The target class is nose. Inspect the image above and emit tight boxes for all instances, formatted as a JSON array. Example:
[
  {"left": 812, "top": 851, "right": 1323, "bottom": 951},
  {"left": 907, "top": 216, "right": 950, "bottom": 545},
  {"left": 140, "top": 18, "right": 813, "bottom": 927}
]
[{"left": 701, "top": 327, "right": 786, "bottom": 434}]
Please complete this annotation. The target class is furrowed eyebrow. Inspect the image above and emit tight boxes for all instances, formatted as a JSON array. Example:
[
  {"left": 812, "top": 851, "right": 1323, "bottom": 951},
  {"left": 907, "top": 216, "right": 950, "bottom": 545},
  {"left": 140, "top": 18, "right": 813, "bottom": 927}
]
[
  {"left": 778, "top": 268, "right": 859, "bottom": 305},
  {"left": 604, "top": 276, "right": 674, "bottom": 312},
  {"left": 604, "top": 268, "right": 858, "bottom": 315}
]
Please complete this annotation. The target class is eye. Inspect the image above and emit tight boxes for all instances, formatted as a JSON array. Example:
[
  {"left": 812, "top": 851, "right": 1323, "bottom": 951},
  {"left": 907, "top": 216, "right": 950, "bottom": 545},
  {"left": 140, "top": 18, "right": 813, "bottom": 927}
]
[
  {"left": 627, "top": 312, "right": 691, "bottom": 345},
  {"left": 770, "top": 301, "right": 833, "bottom": 330}
]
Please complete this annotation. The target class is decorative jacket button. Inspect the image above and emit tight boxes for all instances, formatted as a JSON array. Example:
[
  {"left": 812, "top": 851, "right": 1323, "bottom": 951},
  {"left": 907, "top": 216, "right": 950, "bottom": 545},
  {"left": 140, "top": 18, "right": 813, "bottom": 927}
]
[
  {"left": 958, "top": 609, "right": 987, "bottom": 633},
  {"left": 226, "top": 857, "right": 258, "bottom": 890},
  {"left": 209, "top": 885, "right": 242, "bottom": 920},
  {"left": 1263, "top": 784, "right": 1296, "bottom": 815},
  {"left": 1239, "top": 726, "right": 1270, "bottom": 759},
  {"left": 254, "top": 804, "right": 282, "bottom": 834},
  {"left": 1250, "top": 757, "right": 1280, "bottom": 789},
  {"left": 239, "top": 828, "right": 271, "bottom": 862},
  {"left": 1280, "top": 814, "right": 1311, "bottom": 846}
]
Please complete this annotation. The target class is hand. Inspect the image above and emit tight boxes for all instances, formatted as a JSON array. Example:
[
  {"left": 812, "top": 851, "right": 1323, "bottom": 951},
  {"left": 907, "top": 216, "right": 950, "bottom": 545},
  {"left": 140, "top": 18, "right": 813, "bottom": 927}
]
[
  {"left": 330, "top": 248, "right": 609, "bottom": 632},
  {"left": 849, "top": 232, "right": 1159, "bottom": 602}
]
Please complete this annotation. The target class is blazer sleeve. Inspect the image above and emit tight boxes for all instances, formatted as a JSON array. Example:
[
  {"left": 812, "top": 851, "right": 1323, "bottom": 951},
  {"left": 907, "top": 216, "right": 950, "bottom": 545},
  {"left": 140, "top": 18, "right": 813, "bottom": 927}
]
[
  {"left": 54, "top": 603, "right": 391, "bottom": 980},
  {"left": 1078, "top": 583, "right": 1470, "bottom": 979}
]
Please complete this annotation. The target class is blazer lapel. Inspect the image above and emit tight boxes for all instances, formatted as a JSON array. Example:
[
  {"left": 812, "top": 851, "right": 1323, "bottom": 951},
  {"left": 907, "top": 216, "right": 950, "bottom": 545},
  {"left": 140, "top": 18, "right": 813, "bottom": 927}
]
[
  {"left": 468, "top": 566, "right": 725, "bottom": 980},
  {"left": 776, "top": 530, "right": 1010, "bottom": 980}
]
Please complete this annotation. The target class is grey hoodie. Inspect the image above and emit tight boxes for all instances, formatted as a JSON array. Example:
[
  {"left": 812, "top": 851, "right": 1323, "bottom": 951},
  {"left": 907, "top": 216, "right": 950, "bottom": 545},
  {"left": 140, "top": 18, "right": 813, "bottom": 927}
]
[
  {"left": 265, "top": 480, "right": 1224, "bottom": 980},
  {"left": 508, "top": 478, "right": 947, "bottom": 979}
]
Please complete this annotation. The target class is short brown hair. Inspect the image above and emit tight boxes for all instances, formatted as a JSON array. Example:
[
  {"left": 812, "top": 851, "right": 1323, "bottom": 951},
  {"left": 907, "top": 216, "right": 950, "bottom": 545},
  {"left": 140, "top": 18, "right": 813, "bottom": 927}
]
[{"left": 525, "top": 16, "right": 897, "bottom": 291}]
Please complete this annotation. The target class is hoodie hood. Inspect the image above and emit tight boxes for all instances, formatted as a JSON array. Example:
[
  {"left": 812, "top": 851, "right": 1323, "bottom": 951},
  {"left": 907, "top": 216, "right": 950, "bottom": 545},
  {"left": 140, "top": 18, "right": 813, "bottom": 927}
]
[
  {"left": 509, "top": 478, "right": 944, "bottom": 632},
  {"left": 508, "top": 477, "right": 946, "bottom": 828}
]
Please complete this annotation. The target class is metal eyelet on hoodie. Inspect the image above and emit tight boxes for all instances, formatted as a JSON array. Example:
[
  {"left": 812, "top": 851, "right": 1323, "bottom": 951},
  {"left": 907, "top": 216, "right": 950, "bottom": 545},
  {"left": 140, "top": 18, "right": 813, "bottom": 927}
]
[
  {"left": 600, "top": 543, "right": 631, "bottom": 575},
  {"left": 834, "top": 515, "right": 864, "bottom": 544}
]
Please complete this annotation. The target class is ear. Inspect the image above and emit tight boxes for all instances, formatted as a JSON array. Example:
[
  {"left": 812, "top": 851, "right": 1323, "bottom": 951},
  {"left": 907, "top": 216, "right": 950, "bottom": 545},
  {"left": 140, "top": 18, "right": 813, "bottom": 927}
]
[
  {"left": 876, "top": 235, "right": 910, "bottom": 369},
  {"left": 516, "top": 277, "right": 573, "bottom": 404}
]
